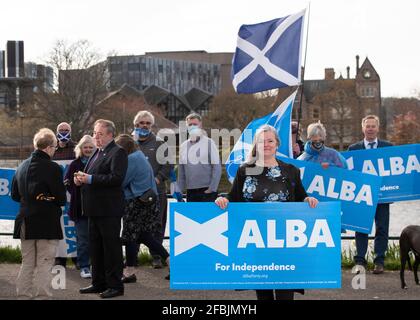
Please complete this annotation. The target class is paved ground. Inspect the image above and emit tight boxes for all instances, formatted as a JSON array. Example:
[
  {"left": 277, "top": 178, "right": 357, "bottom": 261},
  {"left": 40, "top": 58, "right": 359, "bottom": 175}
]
[{"left": 0, "top": 264, "right": 419, "bottom": 300}]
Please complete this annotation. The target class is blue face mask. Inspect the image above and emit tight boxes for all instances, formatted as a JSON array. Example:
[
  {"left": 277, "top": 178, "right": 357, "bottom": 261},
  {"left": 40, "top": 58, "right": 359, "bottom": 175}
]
[
  {"left": 57, "top": 131, "right": 71, "bottom": 143},
  {"left": 133, "top": 128, "right": 150, "bottom": 140},
  {"left": 187, "top": 125, "right": 201, "bottom": 136}
]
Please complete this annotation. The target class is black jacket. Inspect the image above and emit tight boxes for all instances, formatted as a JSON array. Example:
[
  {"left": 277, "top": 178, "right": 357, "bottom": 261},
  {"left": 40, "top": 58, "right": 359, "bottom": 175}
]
[
  {"left": 348, "top": 139, "right": 393, "bottom": 151},
  {"left": 81, "top": 140, "right": 128, "bottom": 217},
  {"left": 11, "top": 150, "right": 66, "bottom": 239},
  {"left": 137, "top": 133, "right": 172, "bottom": 193}
]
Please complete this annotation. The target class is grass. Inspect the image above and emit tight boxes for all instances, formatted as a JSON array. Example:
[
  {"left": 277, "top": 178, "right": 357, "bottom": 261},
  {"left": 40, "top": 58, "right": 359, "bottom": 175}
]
[
  {"left": 341, "top": 241, "right": 404, "bottom": 271},
  {"left": 0, "top": 246, "right": 155, "bottom": 266},
  {"left": 0, "top": 243, "right": 410, "bottom": 270},
  {"left": 0, "top": 246, "right": 22, "bottom": 264}
]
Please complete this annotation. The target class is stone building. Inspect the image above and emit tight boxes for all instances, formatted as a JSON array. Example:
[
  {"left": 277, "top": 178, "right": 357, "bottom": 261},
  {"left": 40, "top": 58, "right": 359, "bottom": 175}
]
[{"left": 276, "top": 55, "right": 383, "bottom": 150}]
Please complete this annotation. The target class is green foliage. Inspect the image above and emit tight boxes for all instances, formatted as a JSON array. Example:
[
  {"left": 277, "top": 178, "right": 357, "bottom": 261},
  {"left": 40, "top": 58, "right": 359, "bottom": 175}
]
[
  {"left": 0, "top": 246, "right": 22, "bottom": 264},
  {"left": 341, "top": 241, "right": 402, "bottom": 270}
]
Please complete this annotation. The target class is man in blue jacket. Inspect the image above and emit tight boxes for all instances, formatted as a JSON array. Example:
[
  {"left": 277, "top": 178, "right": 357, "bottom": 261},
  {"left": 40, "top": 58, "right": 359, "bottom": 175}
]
[{"left": 348, "top": 115, "right": 393, "bottom": 274}]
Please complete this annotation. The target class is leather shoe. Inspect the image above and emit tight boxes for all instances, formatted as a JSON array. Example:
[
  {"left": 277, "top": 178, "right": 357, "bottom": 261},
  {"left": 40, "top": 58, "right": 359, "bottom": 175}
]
[
  {"left": 373, "top": 264, "right": 384, "bottom": 274},
  {"left": 79, "top": 285, "right": 106, "bottom": 294},
  {"left": 122, "top": 274, "right": 137, "bottom": 283},
  {"left": 99, "top": 288, "right": 124, "bottom": 299}
]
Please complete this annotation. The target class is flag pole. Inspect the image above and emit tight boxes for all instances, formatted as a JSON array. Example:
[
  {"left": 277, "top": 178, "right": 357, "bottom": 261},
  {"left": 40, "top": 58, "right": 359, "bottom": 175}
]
[{"left": 296, "top": 2, "right": 311, "bottom": 141}]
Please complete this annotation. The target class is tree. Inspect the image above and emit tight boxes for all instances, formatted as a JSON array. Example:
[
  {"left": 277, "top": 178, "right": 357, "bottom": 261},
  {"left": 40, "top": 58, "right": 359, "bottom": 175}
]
[
  {"left": 204, "top": 89, "right": 275, "bottom": 131},
  {"left": 30, "top": 40, "right": 110, "bottom": 139},
  {"left": 313, "top": 80, "right": 361, "bottom": 150},
  {"left": 390, "top": 111, "right": 420, "bottom": 145}
]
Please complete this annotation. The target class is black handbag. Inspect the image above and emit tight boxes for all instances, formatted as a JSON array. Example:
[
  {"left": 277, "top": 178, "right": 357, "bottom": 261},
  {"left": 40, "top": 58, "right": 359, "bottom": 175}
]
[{"left": 138, "top": 188, "right": 157, "bottom": 204}]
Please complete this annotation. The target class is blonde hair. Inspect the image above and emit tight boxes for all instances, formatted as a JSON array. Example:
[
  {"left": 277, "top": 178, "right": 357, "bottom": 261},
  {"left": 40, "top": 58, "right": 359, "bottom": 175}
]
[
  {"left": 133, "top": 110, "right": 155, "bottom": 126},
  {"left": 307, "top": 121, "right": 327, "bottom": 140},
  {"left": 362, "top": 115, "right": 380, "bottom": 127},
  {"left": 246, "top": 125, "right": 280, "bottom": 164},
  {"left": 33, "top": 128, "right": 56, "bottom": 150},
  {"left": 74, "top": 135, "right": 95, "bottom": 158}
]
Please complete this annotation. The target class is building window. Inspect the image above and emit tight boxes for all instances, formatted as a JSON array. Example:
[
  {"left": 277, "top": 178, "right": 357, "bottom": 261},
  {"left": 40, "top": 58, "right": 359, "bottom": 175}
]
[
  {"left": 361, "top": 87, "right": 375, "bottom": 98},
  {"left": 110, "top": 63, "right": 122, "bottom": 72},
  {"left": 158, "top": 65, "right": 163, "bottom": 73},
  {"left": 140, "top": 63, "right": 146, "bottom": 71},
  {"left": 128, "top": 63, "right": 140, "bottom": 72},
  {"left": 312, "top": 107, "right": 320, "bottom": 120}
]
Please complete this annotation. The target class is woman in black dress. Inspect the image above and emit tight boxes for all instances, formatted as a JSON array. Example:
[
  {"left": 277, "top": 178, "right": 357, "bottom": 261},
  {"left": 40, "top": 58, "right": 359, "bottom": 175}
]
[{"left": 215, "top": 125, "right": 318, "bottom": 301}]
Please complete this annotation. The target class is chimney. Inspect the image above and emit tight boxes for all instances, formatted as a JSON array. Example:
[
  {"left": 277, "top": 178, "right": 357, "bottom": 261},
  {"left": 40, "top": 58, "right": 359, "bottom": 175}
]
[
  {"left": 346, "top": 66, "right": 350, "bottom": 79},
  {"left": 356, "top": 55, "right": 360, "bottom": 74},
  {"left": 324, "top": 68, "right": 335, "bottom": 80}
]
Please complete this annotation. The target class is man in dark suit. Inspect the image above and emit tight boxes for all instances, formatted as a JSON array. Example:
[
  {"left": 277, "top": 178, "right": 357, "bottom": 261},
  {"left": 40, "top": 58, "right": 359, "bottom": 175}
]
[
  {"left": 348, "top": 115, "right": 393, "bottom": 274},
  {"left": 75, "top": 119, "right": 128, "bottom": 298}
]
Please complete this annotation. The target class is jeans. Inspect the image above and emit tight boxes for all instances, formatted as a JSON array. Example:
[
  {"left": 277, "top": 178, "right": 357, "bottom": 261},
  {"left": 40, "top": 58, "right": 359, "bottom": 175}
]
[
  {"left": 354, "top": 203, "right": 390, "bottom": 266},
  {"left": 186, "top": 188, "right": 218, "bottom": 202},
  {"left": 75, "top": 217, "right": 90, "bottom": 269}
]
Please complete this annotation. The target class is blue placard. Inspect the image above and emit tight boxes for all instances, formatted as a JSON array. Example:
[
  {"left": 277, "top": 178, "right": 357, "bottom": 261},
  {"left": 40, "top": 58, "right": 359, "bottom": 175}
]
[
  {"left": 278, "top": 157, "right": 382, "bottom": 234},
  {"left": 170, "top": 201, "right": 341, "bottom": 290},
  {"left": 342, "top": 144, "right": 420, "bottom": 203},
  {"left": 0, "top": 168, "right": 20, "bottom": 220}
]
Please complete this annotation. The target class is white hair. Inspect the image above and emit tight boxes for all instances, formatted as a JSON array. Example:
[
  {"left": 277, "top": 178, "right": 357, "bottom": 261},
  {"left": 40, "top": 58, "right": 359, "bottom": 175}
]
[
  {"left": 74, "top": 135, "right": 96, "bottom": 158},
  {"left": 307, "top": 121, "right": 327, "bottom": 140},
  {"left": 133, "top": 110, "right": 155, "bottom": 125}
]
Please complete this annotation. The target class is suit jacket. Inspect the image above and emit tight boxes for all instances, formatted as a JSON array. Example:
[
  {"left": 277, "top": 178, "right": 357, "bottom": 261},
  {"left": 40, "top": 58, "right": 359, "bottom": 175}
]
[
  {"left": 11, "top": 150, "right": 66, "bottom": 239},
  {"left": 348, "top": 139, "right": 393, "bottom": 151},
  {"left": 348, "top": 139, "right": 393, "bottom": 208},
  {"left": 81, "top": 140, "right": 128, "bottom": 217}
]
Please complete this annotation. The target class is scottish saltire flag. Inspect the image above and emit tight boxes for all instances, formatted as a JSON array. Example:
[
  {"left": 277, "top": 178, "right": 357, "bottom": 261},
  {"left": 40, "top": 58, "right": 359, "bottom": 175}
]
[
  {"left": 225, "top": 90, "right": 297, "bottom": 183},
  {"left": 232, "top": 9, "right": 305, "bottom": 94}
]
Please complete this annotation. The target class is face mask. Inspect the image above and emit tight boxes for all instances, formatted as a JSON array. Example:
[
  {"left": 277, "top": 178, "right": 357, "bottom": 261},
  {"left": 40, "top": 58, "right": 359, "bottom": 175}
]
[
  {"left": 132, "top": 128, "right": 150, "bottom": 140},
  {"left": 57, "top": 131, "right": 71, "bottom": 143},
  {"left": 187, "top": 125, "right": 201, "bottom": 136},
  {"left": 312, "top": 141, "right": 324, "bottom": 150}
]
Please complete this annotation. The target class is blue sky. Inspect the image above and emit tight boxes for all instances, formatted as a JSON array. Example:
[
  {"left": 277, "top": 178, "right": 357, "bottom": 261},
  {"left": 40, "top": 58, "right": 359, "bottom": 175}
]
[{"left": 1, "top": 0, "right": 419, "bottom": 97}]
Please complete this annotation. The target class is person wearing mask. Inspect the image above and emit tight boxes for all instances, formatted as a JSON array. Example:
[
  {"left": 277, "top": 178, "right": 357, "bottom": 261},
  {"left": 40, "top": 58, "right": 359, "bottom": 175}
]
[
  {"left": 215, "top": 125, "right": 318, "bottom": 300},
  {"left": 348, "top": 115, "right": 393, "bottom": 274},
  {"left": 11, "top": 128, "right": 66, "bottom": 299},
  {"left": 177, "top": 113, "right": 222, "bottom": 202},
  {"left": 53, "top": 122, "right": 76, "bottom": 161},
  {"left": 115, "top": 134, "right": 170, "bottom": 283},
  {"left": 297, "top": 121, "right": 348, "bottom": 169},
  {"left": 53, "top": 122, "right": 77, "bottom": 268},
  {"left": 64, "top": 135, "right": 96, "bottom": 279},
  {"left": 132, "top": 111, "right": 172, "bottom": 269}
]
